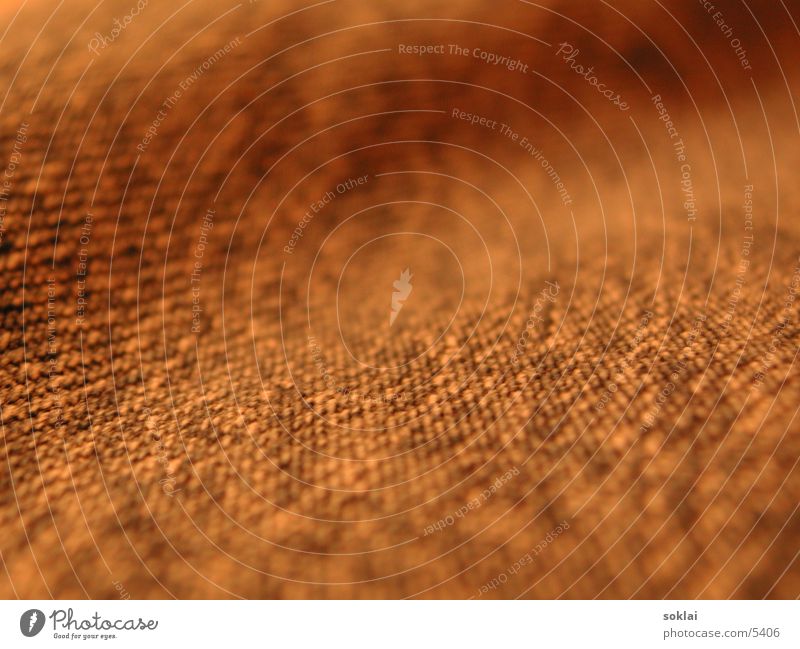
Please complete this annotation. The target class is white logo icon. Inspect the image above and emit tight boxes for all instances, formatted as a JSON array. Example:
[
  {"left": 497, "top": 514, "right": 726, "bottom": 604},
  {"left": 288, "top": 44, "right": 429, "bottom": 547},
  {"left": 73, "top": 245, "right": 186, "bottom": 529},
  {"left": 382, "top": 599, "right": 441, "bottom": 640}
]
[{"left": 390, "top": 268, "right": 413, "bottom": 326}]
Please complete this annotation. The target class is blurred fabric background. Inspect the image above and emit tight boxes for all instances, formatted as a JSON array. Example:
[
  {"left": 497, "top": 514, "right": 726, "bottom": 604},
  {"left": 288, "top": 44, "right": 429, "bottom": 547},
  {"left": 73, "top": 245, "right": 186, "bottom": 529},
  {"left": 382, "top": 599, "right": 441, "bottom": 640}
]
[{"left": 1, "top": 0, "right": 800, "bottom": 598}]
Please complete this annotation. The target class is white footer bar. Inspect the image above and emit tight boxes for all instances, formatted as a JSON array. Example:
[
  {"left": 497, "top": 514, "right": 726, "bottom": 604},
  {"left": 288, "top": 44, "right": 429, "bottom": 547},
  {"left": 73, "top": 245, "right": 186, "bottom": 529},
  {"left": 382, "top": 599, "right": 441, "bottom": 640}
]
[{"left": 1, "top": 600, "right": 796, "bottom": 647}]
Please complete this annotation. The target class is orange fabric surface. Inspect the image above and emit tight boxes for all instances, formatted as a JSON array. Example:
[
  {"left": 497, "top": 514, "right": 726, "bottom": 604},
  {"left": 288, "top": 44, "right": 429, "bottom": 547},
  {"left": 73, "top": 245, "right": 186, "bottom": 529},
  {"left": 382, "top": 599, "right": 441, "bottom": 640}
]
[{"left": 1, "top": 0, "right": 799, "bottom": 598}]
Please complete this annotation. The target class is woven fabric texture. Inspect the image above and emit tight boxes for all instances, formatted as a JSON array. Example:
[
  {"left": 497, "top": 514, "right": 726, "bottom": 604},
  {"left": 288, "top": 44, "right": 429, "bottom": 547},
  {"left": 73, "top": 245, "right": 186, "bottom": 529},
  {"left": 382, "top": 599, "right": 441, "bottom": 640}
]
[{"left": 1, "top": 0, "right": 800, "bottom": 598}]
